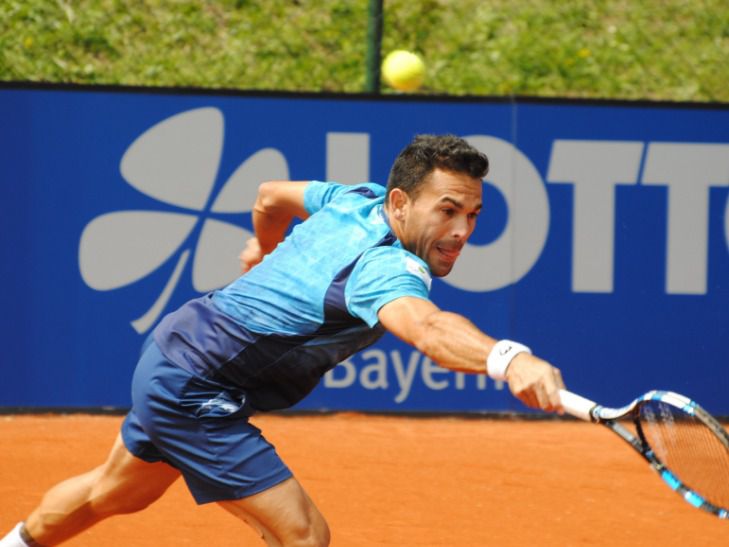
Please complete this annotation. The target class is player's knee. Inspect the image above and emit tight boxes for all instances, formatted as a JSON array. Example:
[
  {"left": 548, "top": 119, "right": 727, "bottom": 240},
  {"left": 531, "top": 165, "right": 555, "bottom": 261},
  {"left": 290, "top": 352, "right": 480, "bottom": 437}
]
[
  {"left": 285, "top": 512, "right": 330, "bottom": 547},
  {"left": 290, "top": 527, "right": 330, "bottom": 547},
  {"left": 310, "top": 516, "right": 331, "bottom": 547}
]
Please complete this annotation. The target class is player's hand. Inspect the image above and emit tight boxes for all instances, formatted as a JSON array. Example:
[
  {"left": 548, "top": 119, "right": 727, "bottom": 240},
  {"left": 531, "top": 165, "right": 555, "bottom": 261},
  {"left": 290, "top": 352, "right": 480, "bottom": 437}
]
[
  {"left": 505, "top": 353, "right": 565, "bottom": 413},
  {"left": 239, "top": 237, "right": 263, "bottom": 273}
]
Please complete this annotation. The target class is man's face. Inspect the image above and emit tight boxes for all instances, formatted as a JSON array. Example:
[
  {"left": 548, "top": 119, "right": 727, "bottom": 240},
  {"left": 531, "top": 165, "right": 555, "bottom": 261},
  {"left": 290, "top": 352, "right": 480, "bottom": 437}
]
[{"left": 392, "top": 168, "right": 483, "bottom": 277}]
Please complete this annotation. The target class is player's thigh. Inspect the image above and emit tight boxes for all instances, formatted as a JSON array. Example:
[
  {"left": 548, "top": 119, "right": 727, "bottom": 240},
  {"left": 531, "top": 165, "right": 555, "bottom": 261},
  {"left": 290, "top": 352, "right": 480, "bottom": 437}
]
[
  {"left": 91, "top": 433, "right": 180, "bottom": 514},
  {"left": 218, "top": 477, "right": 329, "bottom": 546}
]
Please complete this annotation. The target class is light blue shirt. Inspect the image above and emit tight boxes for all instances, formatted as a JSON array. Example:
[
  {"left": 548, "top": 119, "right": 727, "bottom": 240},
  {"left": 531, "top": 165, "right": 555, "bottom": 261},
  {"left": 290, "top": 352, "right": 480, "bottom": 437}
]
[
  {"left": 213, "top": 181, "right": 431, "bottom": 332},
  {"left": 155, "top": 181, "right": 432, "bottom": 411}
]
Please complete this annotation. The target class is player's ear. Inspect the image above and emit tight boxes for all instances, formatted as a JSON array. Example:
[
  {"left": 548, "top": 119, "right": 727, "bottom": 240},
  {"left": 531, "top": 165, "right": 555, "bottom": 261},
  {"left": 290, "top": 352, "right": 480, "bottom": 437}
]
[{"left": 388, "top": 188, "right": 410, "bottom": 220}]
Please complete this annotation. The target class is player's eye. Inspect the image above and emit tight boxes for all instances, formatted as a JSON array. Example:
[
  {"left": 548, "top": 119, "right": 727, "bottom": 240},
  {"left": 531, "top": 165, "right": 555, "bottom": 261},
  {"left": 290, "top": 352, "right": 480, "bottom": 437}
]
[{"left": 441, "top": 208, "right": 455, "bottom": 217}]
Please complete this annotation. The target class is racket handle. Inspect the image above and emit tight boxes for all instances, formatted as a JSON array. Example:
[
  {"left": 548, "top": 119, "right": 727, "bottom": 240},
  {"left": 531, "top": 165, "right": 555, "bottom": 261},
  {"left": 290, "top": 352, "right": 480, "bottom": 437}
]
[{"left": 559, "top": 389, "right": 597, "bottom": 422}]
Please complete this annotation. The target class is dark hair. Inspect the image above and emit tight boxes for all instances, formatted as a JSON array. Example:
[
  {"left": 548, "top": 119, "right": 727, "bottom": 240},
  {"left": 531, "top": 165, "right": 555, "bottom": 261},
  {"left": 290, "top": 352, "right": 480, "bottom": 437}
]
[{"left": 386, "top": 134, "right": 489, "bottom": 198}]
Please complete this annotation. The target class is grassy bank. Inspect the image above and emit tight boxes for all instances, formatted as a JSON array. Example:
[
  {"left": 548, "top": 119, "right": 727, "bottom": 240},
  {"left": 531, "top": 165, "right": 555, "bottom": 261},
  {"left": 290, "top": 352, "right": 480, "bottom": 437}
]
[{"left": 1, "top": 0, "right": 727, "bottom": 102}]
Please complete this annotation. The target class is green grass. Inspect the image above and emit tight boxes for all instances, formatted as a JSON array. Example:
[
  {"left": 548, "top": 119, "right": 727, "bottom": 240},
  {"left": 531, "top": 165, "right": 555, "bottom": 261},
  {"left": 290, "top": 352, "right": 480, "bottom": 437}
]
[{"left": 1, "top": 0, "right": 727, "bottom": 102}]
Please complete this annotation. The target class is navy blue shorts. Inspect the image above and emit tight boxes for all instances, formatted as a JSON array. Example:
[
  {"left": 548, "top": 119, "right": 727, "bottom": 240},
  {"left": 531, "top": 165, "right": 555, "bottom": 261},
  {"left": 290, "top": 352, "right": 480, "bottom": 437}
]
[{"left": 121, "top": 341, "right": 292, "bottom": 504}]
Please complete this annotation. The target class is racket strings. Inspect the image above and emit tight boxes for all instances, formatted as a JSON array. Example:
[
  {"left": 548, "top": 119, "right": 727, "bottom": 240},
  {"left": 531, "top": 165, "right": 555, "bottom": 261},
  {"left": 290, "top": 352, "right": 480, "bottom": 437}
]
[{"left": 639, "top": 401, "right": 729, "bottom": 508}]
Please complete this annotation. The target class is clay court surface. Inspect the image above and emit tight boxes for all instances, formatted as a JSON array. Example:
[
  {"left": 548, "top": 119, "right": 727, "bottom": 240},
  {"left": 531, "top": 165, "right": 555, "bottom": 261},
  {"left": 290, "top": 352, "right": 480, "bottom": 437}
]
[{"left": 1, "top": 414, "right": 726, "bottom": 546}]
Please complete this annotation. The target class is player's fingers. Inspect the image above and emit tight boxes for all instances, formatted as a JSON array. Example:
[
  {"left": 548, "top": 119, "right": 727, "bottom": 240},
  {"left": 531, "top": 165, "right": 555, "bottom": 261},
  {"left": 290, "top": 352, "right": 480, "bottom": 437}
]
[
  {"left": 542, "top": 367, "right": 564, "bottom": 413},
  {"left": 534, "top": 383, "right": 553, "bottom": 412},
  {"left": 514, "top": 378, "right": 548, "bottom": 410},
  {"left": 508, "top": 374, "right": 536, "bottom": 409},
  {"left": 549, "top": 368, "right": 566, "bottom": 414},
  {"left": 517, "top": 387, "right": 539, "bottom": 409}
]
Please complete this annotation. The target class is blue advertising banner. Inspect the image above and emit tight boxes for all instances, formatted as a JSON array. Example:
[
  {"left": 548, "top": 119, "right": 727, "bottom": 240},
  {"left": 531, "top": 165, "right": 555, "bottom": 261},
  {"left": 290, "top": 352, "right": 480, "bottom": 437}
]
[{"left": 1, "top": 85, "right": 728, "bottom": 414}]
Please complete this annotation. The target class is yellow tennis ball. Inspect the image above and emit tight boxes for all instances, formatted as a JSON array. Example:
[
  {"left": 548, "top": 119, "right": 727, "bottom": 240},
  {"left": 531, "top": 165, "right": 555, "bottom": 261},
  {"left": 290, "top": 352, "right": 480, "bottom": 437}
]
[{"left": 382, "top": 50, "right": 425, "bottom": 92}]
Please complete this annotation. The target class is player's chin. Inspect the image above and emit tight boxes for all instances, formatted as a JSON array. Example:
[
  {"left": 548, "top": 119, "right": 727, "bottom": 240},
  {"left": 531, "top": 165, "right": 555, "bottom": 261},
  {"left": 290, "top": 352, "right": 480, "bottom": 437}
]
[
  {"left": 430, "top": 246, "right": 461, "bottom": 276},
  {"left": 429, "top": 258, "right": 456, "bottom": 277}
]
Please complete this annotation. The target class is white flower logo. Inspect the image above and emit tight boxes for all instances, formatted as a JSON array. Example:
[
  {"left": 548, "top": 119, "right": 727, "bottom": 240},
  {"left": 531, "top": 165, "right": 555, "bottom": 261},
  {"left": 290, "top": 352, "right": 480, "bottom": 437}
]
[{"left": 79, "top": 107, "right": 288, "bottom": 333}]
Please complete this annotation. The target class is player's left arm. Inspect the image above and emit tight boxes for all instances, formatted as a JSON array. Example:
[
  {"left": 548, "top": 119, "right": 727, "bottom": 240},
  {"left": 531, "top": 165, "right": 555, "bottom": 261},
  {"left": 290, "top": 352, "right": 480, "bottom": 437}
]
[
  {"left": 377, "top": 296, "right": 565, "bottom": 411},
  {"left": 240, "top": 180, "right": 310, "bottom": 272}
]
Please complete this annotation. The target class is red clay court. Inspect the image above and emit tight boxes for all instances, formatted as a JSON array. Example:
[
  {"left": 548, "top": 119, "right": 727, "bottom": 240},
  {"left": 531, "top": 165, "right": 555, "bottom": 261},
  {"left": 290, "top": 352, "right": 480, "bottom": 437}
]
[{"left": 1, "top": 413, "right": 725, "bottom": 546}]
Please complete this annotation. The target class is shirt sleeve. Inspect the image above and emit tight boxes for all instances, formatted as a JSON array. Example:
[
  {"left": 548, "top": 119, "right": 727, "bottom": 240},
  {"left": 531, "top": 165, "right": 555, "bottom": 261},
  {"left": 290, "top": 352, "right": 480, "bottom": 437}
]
[
  {"left": 345, "top": 246, "right": 432, "bottom": 327},
  {"left": 304, "top": 181, "right": 350, "bottom": 215},
  {"left": 304, "top": 181, "right": 385, "bottom": 216}
]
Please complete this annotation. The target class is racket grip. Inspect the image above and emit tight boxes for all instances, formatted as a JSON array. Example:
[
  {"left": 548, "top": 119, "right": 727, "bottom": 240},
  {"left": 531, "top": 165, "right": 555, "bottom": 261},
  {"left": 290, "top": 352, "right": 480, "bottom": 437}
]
[{"left": 559, "top": 389, "right": 597, "bottom": 422}]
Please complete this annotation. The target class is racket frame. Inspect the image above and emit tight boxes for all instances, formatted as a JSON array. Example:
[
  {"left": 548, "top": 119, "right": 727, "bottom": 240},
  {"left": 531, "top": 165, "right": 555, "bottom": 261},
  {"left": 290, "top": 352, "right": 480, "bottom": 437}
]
[{"left": 559, "top": 389, "right": 729, "bottom": 519}]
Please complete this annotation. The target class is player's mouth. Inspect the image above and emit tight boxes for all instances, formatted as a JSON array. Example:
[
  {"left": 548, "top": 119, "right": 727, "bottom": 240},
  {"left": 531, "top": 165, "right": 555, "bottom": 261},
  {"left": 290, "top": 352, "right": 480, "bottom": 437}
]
[{"left": 435, "top": 243, "right": 461, "bottom": 262}]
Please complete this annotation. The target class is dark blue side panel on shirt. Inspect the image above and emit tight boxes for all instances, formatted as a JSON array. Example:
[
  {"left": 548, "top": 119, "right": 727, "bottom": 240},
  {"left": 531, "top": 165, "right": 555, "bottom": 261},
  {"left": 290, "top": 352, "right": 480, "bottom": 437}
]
[
  {"left": 155, "top": 294, "right": 386, "bottom": 411},
  {"left": 153, "top": 294, "right": 259, "bottom": 377},
  {"left": 217, "top": 324, "right": 384, "bottom": 411},
  {"left": 153, "top": 188, "right": 395, "bottom": 411}
]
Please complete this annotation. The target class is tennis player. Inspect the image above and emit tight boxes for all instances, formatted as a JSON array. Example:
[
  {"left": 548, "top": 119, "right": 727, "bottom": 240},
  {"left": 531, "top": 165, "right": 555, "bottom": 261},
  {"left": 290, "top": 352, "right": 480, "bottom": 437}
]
[{"left": 1, "top": 134, "right": 564, "bottom": 547}]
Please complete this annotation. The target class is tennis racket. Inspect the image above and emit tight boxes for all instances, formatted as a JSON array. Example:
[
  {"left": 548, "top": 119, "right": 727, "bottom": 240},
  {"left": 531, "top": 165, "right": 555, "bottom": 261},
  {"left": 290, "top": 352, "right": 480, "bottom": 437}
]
[{"left": 559, "top": 389, "right": 729, "bottom": 519}]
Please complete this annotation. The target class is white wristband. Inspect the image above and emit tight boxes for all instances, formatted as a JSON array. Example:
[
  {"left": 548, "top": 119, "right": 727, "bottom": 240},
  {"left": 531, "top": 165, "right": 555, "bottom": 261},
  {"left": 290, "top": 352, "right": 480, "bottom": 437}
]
[{"left": 487, "top": 339, "right": 532, "bottom": 380}]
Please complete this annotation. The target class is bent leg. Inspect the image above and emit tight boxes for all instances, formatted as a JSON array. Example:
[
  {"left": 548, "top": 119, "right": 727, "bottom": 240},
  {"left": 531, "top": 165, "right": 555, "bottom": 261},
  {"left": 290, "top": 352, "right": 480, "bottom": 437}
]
[
  {"left": 219, "top": 477, "right": 330, "bottom": 547},
  {"left": 24, "top": 433, "right": 180, "bottom": 546}
]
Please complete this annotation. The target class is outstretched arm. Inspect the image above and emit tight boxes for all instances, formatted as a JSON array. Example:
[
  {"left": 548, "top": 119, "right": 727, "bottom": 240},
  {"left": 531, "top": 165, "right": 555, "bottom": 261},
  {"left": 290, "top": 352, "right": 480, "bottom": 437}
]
[
  {"left": 378, "top": 296, "right": 564, "bottom": 412},
  {"left": 240, "top": 180, "right": 310, "bottom": 272}
]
